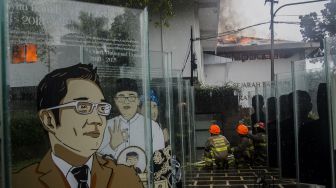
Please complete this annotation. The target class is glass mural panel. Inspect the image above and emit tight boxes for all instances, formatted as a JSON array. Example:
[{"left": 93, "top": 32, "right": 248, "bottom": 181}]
[
  {"left": 262, "top": 81, "right": 278, "bottom": 168},
  {"left": 293, "top": 65, "right": 332, "bottom": 187},
  {"left": 148, "top": 51, "right": 182, "bottom": 187},
  {"left": 325, "top": 37, "right": 336, "bottom": 188},
  {"left": 275, "top": 72, "right": 296, "bottom": 179},
  {"left": 1, "top": 0, "right": 164, "bottom": 187}
]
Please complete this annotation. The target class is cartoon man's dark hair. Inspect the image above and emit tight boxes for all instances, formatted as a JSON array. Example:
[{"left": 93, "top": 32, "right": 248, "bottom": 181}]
[
  {"left": 37, "top": 63, "right": 101, "bottom": 126},
  {"left": 126, "top": 151, "right": 139, "bottom": 158},
  {"left": 115, "top": 78, "right": 138, "bottom": 95}
]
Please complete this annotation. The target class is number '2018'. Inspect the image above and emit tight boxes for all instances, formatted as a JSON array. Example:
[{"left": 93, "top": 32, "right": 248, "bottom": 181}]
[{"left": 22, "top": 16, "right": 42, "bottom": 26}]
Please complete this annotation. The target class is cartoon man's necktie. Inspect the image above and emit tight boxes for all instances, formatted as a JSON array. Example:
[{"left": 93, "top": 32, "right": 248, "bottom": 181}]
[{"left": 71, "top": 165, "right": 89, "bottom": 188}]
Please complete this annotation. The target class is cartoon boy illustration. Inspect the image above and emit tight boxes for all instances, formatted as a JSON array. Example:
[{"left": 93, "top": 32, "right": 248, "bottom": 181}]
[
  {"left": 126, "top": 152, "right": 142, "bottom": 173},
  {"left": 99, "top": 78, "right": 165, "bottom": 168},
  {"left": 12, "top": 64, "right": 143, "bottom": 188},
  {"left": 141, "top": 89, "right": 160, "bottom": 122},
  {"left": 141, "top": 89, "right": 170, "bottom": 144}
]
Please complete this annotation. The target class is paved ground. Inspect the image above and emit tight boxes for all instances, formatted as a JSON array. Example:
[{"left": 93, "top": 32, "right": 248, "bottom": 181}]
[{"left": 183, "top": 166, "right": 315, "bottom": 188}]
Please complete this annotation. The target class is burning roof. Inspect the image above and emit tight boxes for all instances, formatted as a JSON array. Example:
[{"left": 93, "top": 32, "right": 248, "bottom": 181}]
[
  {"left": 218, "top": 35, "right": 275, "bottom": 47},
  {"left": 212, "top": 35, "right": 320, "bottom": 61},
  {"left": 216, "top": 35, "right": 319, "bottom": 52}
]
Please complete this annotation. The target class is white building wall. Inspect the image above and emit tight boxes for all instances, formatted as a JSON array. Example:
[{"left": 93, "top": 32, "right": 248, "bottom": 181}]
[
  {"left": 204, "top": 53, "right": 304, "bottom": 106},
  {"left": 205, "top": 54, "right": 302, "bottom": 85},
  {"left": 9, "top": 63, "right": 49, "bottom": 87},
  {"left": 193, "top": 3, "right": 204, "bottom": 82},
  {"left": 148, "top": 1, "right": 204, "bottom": 82}
]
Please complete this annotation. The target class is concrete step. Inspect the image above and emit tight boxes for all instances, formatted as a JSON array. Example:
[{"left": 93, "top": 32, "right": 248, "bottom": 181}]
[
  {"left": 184, "top": 166, "right": 300, "bottom": 187},
  {"left": 184, "top": 184, "right": 310, "bottom": 188},
  {"left": 186, "top": 176, "right": 279, "bottom": 181}
]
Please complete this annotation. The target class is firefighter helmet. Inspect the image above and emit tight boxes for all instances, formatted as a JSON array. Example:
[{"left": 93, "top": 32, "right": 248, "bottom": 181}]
[
  {"left": 209, "top": 124, "right": 220, "bottom": 134},
  {"left": 236, "top": 124, "right": 248, "bottom": 135}
]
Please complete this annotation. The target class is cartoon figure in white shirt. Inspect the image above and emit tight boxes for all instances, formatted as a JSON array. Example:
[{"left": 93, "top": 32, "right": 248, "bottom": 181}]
[{"left": 99, "top": 78, "right": 165, "bottom": 169}]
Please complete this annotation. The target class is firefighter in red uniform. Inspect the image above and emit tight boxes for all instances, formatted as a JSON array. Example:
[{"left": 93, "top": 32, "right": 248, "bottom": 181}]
[{"left": 203, "top": 124, "right": 230, "bottom": 169}]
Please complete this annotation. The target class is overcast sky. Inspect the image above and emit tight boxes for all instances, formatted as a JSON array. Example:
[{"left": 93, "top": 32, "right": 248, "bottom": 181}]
[{"left": 219, "top": 0, "right": 329, "bottom": 41}]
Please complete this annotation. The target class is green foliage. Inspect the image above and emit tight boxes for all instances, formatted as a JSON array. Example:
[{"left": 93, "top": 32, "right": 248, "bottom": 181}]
[
  {"left": 10, "top": 112, "right": 49, "bottom": 162},
  {"left": 299, "top": 2, "right": 336, "bottom": 42},
  {"left": 299, "top": 12, "right": 324, "bottom": 42},
  {"left": 9, "top": 0, "right": 55, "bottom": 64},
  {"left": 320, "top": 2, "right": 336, "bottom": 37},
  {"left": 9, "top": 1, "right": 44, "bottom": 33},
  {"left": 74, "top": 0, "right": 182, "bottom": 26},
  {"left": 197, "top": 83, "right": 240, "bottom": 92},
  {"left": 109, "top": 10, "right": 140, "bottom": 66},
  {"left": 66, "top": 10, "right": 140, "bottom": 66},
  {"left": 115, "top": 0, "right": 175, "bottom": 26},
  {"left": 66, "top": 12, "right": 109, "bottom": 37},
  {"left": 110, "top": 10, "right": 140, "bottom": 40},
  {"left": 195, "top": 84, "right": 240, "bottom": 114}
]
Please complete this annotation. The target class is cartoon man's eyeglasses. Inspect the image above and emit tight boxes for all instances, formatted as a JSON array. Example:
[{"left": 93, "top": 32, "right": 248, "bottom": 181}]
[{"left": 46, "top": 101, "right": 112, "bottom": 116}]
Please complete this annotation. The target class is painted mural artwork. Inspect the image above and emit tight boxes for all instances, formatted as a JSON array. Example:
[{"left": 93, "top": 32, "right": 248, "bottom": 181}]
[
  {"left": 98, "top": 79, "right": 170, "bottom": 187},
  {"left": 99, "top": 78, "right": 165, "bottom": 162},
  {"left": 12, "top": 64, "right": 143, "bottom": 188},
  {"left": 142, "top": 89, "right": 180, "bottom": 188},
  {"left": 11, "top": 67, "right": 172, "bottom": 188},
  {"left": 6, "top": 0, "right": 177, "bottom": 187}
]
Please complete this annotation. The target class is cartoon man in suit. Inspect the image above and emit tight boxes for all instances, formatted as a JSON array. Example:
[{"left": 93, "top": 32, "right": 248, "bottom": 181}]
[{"left": 12, "top": 64, "right": 143, "bottom": 188}]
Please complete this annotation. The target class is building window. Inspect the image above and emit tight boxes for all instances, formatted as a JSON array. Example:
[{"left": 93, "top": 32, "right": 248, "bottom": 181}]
[{"left": 12, "top": 44, "right": 38, "bottom": 64}]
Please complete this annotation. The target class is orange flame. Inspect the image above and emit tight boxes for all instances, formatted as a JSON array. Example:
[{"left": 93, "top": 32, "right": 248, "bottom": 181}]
[
  {"left": 239, "top": 37, "right": 252, "bottom": 45},
  {"left": 26, "top": 44, "right": 37, "bottom": 63},
  {"left": 220, "top": 35, "right": 259, "bottom": 45},
  {"left": 223, "top": 35, "right": 237, "bottom": 43},
  {"left": 12, "top": 44, "right": 38, "bottom": 64},
  {"left": 12, "top": 45, "right": 25, "bottom": 64}
]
